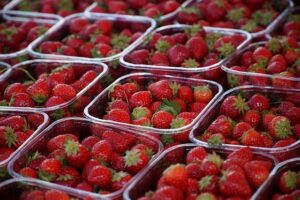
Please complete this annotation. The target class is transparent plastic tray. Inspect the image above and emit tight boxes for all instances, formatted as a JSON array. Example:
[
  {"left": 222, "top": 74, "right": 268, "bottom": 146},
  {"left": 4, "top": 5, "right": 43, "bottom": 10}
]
[
  {"left": 252, "top": 157, "right": 300, "bottom": 200},
  {"left": 4, "top": 0, "right": 94, "bottom": 17},
  {"left": 190, "top": 85, "right": 300, "bottom": 161},
  {"left": 0, "top": 59, "right": 108, "bottom": 112},
  {"left": 0, "top": 107, "right": 49, "bottom": 168},
  {"left": 8, "top": 117, "right": 163, "bottom": 200},
  {"left": 84, "top": 72, "right": 223, "bottom": 135},
  {"left": 267, "top": 6, "right": 300, "bottom": 40},
  {"left": 0, "top": 178, "right": 90, "bottom": 199},
  {"left": 28, "top": 13, "right": 156, "bottom": 62},
  {"left": 0, "top": 10, "right": 61, "bottom": 60},
  {"left": 176, "top": 0, "right": 294, "bottom": 39},
  {"left": 120, "top": 24, "right": 251, "bottom": 73},
  {"left": 123, "top": 143, "right": 278, "bottom": 200},
  {"left": 0, "top": 61, "right": 11, "bottom": 79},
  {"left": 222, "top": 41, "right": 300, "bottom": 88},
  {"left": 85, "top": 0, "right": 194, "bottom": 23}
]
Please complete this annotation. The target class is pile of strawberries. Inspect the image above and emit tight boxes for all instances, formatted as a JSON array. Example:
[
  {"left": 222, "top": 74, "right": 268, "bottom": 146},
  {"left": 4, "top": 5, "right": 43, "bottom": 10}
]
[
  {"left": 90, "top": 0, "right": 183, "bottom": 19},
  {"left": 10, "top": 188, "right": 86, "bottom": 200},
  {"left": 227, "top": 36, "right": 300, "bottom": 88},
  {"left": 0, "top": 63, "right": 103, "bottom": 120},
  {"left": 0, "top": 20, "right": 51, "bottom": 54},
  {"left": 275, "top": 12, "right": 300, "bottom": 41},
  {"left": 137, "top": 147, "right": 274, "bottom": 199},
  {"left": 16, "top": 120, "right": 160, "bottom": 196},
  {"left": 272, "top": 169, "right": 300, "bottom": 199},
  {"left": 196, "top": 92, "right": 300, "bottom": 151},
  {"left": 0, "top": 113, "right": 45, "bottom": 162},
  {"left": 176, "top": 0, "right": 282, "bottom": 34},
  {"left": 93, "top": 78, "right": 216, "bottom": 143},
  {"left": 125, "top": 25, "right": 245, "bottom": 78},
  {"left": 37, "top": 17, "right": 145, "bottom": 59},
  {"left": 11, "top": 0, "right": 93, "bottom": 17}
]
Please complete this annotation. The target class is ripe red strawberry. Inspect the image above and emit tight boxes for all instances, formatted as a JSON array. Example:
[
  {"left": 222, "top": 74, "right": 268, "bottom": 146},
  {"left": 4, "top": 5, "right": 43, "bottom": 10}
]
[
  {"left": 108, "top": 99, "right": 129, "bottom": 112},
  {"left": 279, "top": 170, "right": 298, "bottom": 193},
  {"left": 9, "top": 92, "right": 35, "bottom": 107},
  {"left": 52, "top": 84, "right": 76, "bottom": 101},
  {"left": 220, "top": 95, "right": 249, "bottom": 118},
  {"left": 109, "top": 84, "right": 127, "bottom": 101},
  {"left": 39, "top": 158, "right": 62, "bottom": 181},
  {"left": 124, "top": 148, "right": 149, "bottom": 175},
  {"left": 198, "top": 175, "right": 219, "bottom": 194},
  {"left": 199, "top": 152, "right": 223, "bottom": 176},
  {"left": 69, "top": 18, "right": 89, "bottom": 34},
  {"left": 152, "top": 111, "right": 174, "bottom": 129},
  {"left": 149, "top": 80, "right": 174, "bottom": 101},
  {"left": 219, "top": 170, "right": 252, "bottom": 198},
  {"left": 111, "top": 171, "right": 132, "bottom": 191},
  {"left": 44, "top": 189, "right": 71, "bottom": 200},
  {"left": 243, "top": 109, "right": 261, "bottom": 128},
  {"left": 206, "top": 0, "right": 227, "bottom": 23},
  {"left": 268, "top": 116, "right": 292, "bottom": 140},
  {"left": 55, "top": 166, "right": 81, "bottom": 187},
  {"left": 178, "top": 85, "right": 193, "bottom": 103},
  {"left": 248, "top": 94, "right": 270, "bottom": 111},
  {"left": 4, "top": 83, "right": 27, "bottom": 100},
  {"left": 87, "top": 165, "right": 112, "bottom": 188},
  {"left": 186, "top": 36, "right": 208, "bottom": 60},
  {"left": 285, "top": 107, "right": 300, "bottom": 125},
  {"left": 193, "top": 85, "right": 213, "bottom": 103},
  {"left": 127, "top": 49, "right": 150, "bottom": 64},
  {"left": 47, "top": 134, "right": 78, "bottom": 153},
  {"left": 244, "top": 161, "right": 270, "bottom": 188},
  {"left": 26, "top": 78, "right": 51, "bottom": 104},
  {"left": 151, "top": 185, "right": 183, "bottom": 200},
  {"left": 186, "top": 146, "right": 208, "bottom": 164},
  {"left": 241, "top": 129, "right": 264, "bottom": 147},
  {"left": 167, "top": 44, "right": 190, "bottom": 66},
  {"left": 105, "top": 109, "right": 131, "bottom": 123},
  {"left": 131, "top": 107, "right": 152, "bottom": 120},
  {"left": 252, "top": 46, "right": 272, "bottom": 63},
  {"left": 207, "top": 115, "right": 233, "bottom": 137},
  {"left": 227, "top": 147, "right": 253, "bottom": 167},
  {"left": 232, "top": 122, "right": 252, "bottom": 139},
  {"left": 19, "top": 166, "right": 37, "bottom": 178},
  {"left": 64, "top": 140, "right": 89, "bottom": 168},
  {"left": 150, "top": 51, "right": 169, "bottom": 66},
  {"left": 91, "top": 140, "right": 113, "bottom": 164},
  {"left": 163, "top": 164, "right": 188, "bottom": 191},
  {"left": 129, "top": 91, "right": 152, "bottom": 108},
  {"left": 0, "top": 115, "right": 27, "bottom": 131}
]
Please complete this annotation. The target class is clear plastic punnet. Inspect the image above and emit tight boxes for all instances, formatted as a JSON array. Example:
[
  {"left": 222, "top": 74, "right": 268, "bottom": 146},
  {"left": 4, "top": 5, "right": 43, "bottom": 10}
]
[
  {"left": 267, "top": 6, "right": 300, "bottom": 40},
  {"left": 190, "top": 85, "right": 300, "bottom": 162},
  {"left": 175, "top": 0, "right": 294, "bottom": 39},
  {"left": 0, "top": 61, "right": 11, "bottom": 79},
  {"left": 0, "top": 59, "right": 108, "bottom": 114},
  {"left": 123, "top": 143, "right": 278, "bottom": 200},
  {"left": 0, "top": 178, "right": 91, "bottom": 199},
  {"left": 0, "top": 10, "right": 61, "bottom": 60},
  {"left": 84, "top": 72, "right": 223, "bottom": 135},
  {"left": 85, "top": 0, "right": 194, "bottom": 24},
  {"left": 28, "top": 13, "right": 156, "bottom": 62},
  {"left": 252, "top": 157, "right": 300, "bottom": 200},
  {"left": 222, "top": 41, "right": 300, "bottom": 88},
  {"left": 8, "top": 117, "right": 163, "bottom": 200},
  {"left": 120, "top": 24, "right": 251, "bottom": 74},
  {"left": 0, "top": 107, "right": 49, "bottom": 168}
]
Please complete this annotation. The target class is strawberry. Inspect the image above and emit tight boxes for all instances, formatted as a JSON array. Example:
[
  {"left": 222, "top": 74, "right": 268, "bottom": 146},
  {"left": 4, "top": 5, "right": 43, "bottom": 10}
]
[
  {"left": 26, "top": 78, "right": 50, "bottom": 104},
  {"left": 47, "top": 134, "right": 78, "bottom": 153},
  {"left": 91, "top": 140, "right": 113, "bottom": 164},
  {"left": 129, "top": 91, "right": 152, "bottom": 108},
  {"left": 244, "top": 161, "right": 270, "bottom": 188},
  {"left": 151, "top": 186, "right": 183, "bottom": 200},
  {"left": 39, "top": 158, "right": 62, "bottom": 181},
  {"left": 44, "top": 189, "right": 71, "bottom": 200},
  {"left": 64, "top": 140, "right": 89, "bottom": 168},
  {"left": 279, "top": 171, "right": 298, "bottom": 193},
  {"left": 9, "top": 92, "right": 35, "bottom": 107},
  {"left": 196, "top": 192, "right": 217, "bottom": 200},
  {"left": 163, "top": 164, "right": 188, "bottom": 191},
  {"left": 0, "top": 115, "right": 27, "bottom": 131},
  {"left": 152, "top": 111, "right": 174, "bottom": 129},
  {"left": 126, "top": 49, "right": 150, "bottom": 64},
  {"left": 131, "top": 107, "right": 152, "bottom": 120},
  {"left": 124, "top": 148, "right": 149, "bottom": 175},
  {"left": 248, "top": 94, "right": 270, "bottom": 111},
  {"left": 178, "top": 85, "right": 193, "bottom": 103},
  {"left": 220, "top": 95, "right": 249, "bottom": 118},
  {"left": 52, "top": 84, "right": 76, "bottom": 101},
  {"left": 198, "top": 175, "right": 219, "bottom": 194},
  {"left": 108, "top": 99, "right": 129, "bottom": 112},
  {"left": 111, "top": 171, "right": 132, "bottom": 191},
  {"left": 149, "top": 80, "right": 174, "bottom": 101},
  {"left": 207, "top": 115, "right": 233, "bottom": 137},
  {"left": 4, "top": 83, "right": 27, "bottom": 100},
  {"left": 193, "top": 85, "right": 213, "bottom": 103},
  {"left": 19, "top": 166, "right": 37, "bottom": 178},
  {"left": 87, "top": 165, "right": 112, "bottom": 188},
  {"left": 105, "top": 109, "right": 131, "bottom": 123},
  {"left": 232, "top": 122, "right": 252, "bottom": 139},
  {"left": 227, "top": 147, "right": 253, "bottom": 166},
  {"left": 186, "top": 36, "right": 208, "bottom": 60},
  {"left": 219, "top": 169, "right": 252, "bottom": 198},
  {"left": 199, "top": 152, "right": 223, "bottom": 176},
  {"left": 186, "top": 146, "right": 208, "bottom": 164},
  {"left": 268, "top": 116, "right": 292, "bottom": 140},
  {"left": 167, "top": 44, "right": 190, "bottom": 66},
  {"left": 243, "top": 109, "right": 261, "bottom": 129}
]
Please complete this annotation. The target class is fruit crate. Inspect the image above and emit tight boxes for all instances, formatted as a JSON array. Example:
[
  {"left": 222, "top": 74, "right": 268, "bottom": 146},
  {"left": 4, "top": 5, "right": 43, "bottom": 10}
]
[
  {"left": 4, "top": 0, "right": 94, "bottom": 17},
  {"left": 222, "top": 38, "right": 300, "bottom": 88},
  {"left": 84, "top": 72, "right": 223, "bottom": 139},
  {"left": 267, "top": 6, "right": 300, "bottom": 41},
  {"left": 28, "top": 13, "right": 156, "bottom": 62},
  {"left": 190, "top": 85, "right": 300, "bottom": 162},
  {"left": 252, "top": 158, "right": 300, "bottom": 200},
  {"left": 119, "top": 24, "right": 251, "bottom": 81},
  {"left": 85, "top": 0, "right": 194, "bottom": 24},
  {"left": 123, "top": 143, "right": 278, "bottom": 200},
  {"left": 8, "top": 117, "right": 163, "bottom": 200},
  {"left": 175, "top": 0, "right": 294, "bottom": 39},
  {"left": 0, "top": 10, "right": 61, "bottom": 60},
  {"left": 0, "top": 108, "right": 49, "bottom": 168},
  {"left": 0, "top": 59, "right": 108, "bottom": 120},
  {"left": 0, "top": 178, "right": 90, "bottom": 199}
]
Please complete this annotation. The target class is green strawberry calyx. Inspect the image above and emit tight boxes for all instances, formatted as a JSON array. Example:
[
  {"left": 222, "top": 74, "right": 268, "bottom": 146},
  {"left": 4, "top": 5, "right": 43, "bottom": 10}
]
[
  {"left": 267, "top": 38, "right": 282, "bottom": 53},
  {"left": 182, "top": 6, "right": 200, "bottom": 15},
  {"left": 64, "top": 139, "right": 79, "bottom": 156},
  {"left": 205, "top": 152, "right": 223, "bottom": 168},
  {"left": 185, "top": 25, "right": 203, "bottom": 36},
  {"left": 241, "top": 20, "right": 257, "bottom": 33},
  {"left": 234, "top": 94, "right": 249, "bottom": 115},
  {"left": 112, "top": 171, "right": 130, "bottom": 182},
  {"left": 124, "top": 149, "right": 141, "bottom": 167},
  {"left": 4, "top": 127, "right": 17, "bottom": 148},
  {"left": 157, "top": 99, "right": 181, "bottom": 116},
  {"left": 182, "top": 58, "right": 200, "bottom": 68},
  {"left": 283, "top": 171, "right": 297, "bottom": 191},
  {"left": 207, "top": 134, "right": 224, "bottom": 145},
  {"left": 111, "top": 34, "right": 130, "bottom": 50},
  {"left": 226, "top": 8, "right": 244, "bottom": 22},
  {"left": 169, "top": 82, "right": 180, "bottom": 97},
  {"left": 131, "top": 107, "right": 148, "bottom": 120},
  {"left": 198, "top": 175, "right": 213, "bottom": 191},
  {"left": 155, "top": 39, "right": 171, "bottom": 53},
  {"left": 38, "top": 170, "right": 55, "bottom": 182},
  {"left": 274, "top": 117, "right": 292, "bottom": 139},
  {"left": 170, "top": 117, "right": 187, "bottom": 129},
  {"left": 217, "top": 42, "right": 235, "bottom": 59}
]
